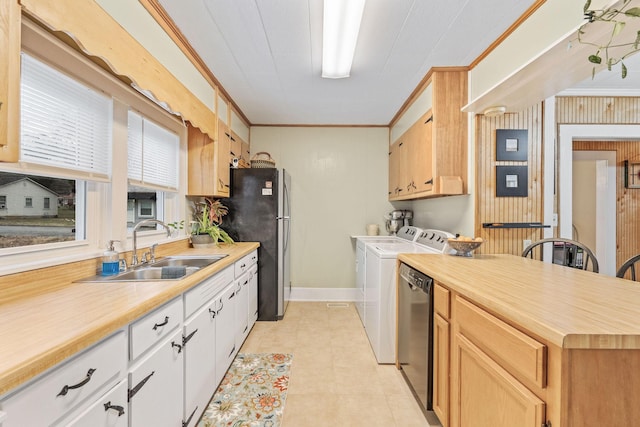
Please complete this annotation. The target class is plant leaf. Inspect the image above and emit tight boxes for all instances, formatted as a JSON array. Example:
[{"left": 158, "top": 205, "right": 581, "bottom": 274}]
[
  {"left": 588, "top": 54, "right": 602, "bottom": 64},
  {"left": 622, "top": 61, "right": 628, "bottom": 78},
  {"left": 625, "top": 7, "right": 640, "bottom": 17},
  {"left": 584, "top": 0, "right": 592, "bottom": 13},
  {"left": 613, "top": 21, "right": 626, "bottom": 37}
]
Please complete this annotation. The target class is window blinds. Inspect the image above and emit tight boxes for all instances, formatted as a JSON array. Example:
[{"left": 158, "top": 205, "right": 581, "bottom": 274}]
[
  {"left": 127, "top": 110, "right": 179, "bottom": 191},
  {"left": 20, "top": 53, "right": 112, "bottom": 180}
]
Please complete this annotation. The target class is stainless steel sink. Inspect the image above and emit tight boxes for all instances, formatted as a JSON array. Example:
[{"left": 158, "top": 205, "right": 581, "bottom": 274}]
[{"left": 76, "top": 254, "right": 228, "bottom": 282}]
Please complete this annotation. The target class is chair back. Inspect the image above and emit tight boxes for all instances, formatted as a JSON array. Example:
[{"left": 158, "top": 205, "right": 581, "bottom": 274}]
[
  {"left": 616, "top": 254, "right": 640, "bottom": 280},
  {"left": 521, "top": 238, "right": 599, "bottom": 273}
]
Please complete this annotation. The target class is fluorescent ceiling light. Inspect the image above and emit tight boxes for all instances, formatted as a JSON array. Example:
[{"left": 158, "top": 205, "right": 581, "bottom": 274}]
[{"left": 322, "top": 0, "right": 366, "bottom": 79}]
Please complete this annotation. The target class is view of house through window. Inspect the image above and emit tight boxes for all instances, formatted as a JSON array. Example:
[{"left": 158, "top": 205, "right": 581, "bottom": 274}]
[
  {"left": 0, "top": 172, "right": 81, "bottom": 248},
  {"left": 127, "top": 185, "right": 164, "bottom": 232}
]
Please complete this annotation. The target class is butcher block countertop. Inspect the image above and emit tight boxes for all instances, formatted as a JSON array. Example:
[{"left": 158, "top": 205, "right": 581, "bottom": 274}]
[
  {"left": 0, "top": 242, "right": 259, "bottom": 396},
  {"left": 399, "top": 253, "right": 640, "bottom": 350}
]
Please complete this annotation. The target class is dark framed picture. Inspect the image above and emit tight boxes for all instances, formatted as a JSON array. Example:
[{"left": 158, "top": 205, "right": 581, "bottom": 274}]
[
  {"left": 496, "top": 129, "right": 528, "bottom": 161},
  {"left": 496, "top": 165, "right": 528, "bottom": 197}
]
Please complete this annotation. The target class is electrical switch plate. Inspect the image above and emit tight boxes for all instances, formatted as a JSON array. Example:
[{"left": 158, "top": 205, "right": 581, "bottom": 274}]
[{"left": 523, "top": 239, "right": 532, "bottom": 251}]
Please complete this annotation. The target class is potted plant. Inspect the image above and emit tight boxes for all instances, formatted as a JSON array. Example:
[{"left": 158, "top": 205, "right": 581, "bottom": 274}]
[{"left": 190, "top": 198, "right": 234, "bottom": 247}]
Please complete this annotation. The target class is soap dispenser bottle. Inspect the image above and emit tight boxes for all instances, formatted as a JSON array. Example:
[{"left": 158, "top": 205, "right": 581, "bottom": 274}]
[{"left": 102, "top": 240, "right": 120, "bottom": 276}]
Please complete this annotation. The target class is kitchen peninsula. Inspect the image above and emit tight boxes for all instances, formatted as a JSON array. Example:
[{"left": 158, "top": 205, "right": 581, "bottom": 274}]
[{"left": 398, "top": 253, "right": 640, "bottom": 427}]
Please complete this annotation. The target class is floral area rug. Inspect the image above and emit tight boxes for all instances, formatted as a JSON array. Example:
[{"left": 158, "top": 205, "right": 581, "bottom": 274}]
[{"left": 198, "top": 353, "right": 292, "bottom": 427}]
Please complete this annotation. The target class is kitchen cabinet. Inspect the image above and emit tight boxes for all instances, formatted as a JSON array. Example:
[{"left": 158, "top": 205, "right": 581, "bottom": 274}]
[
  {"left": 248, "top": 264, "right": 258, "bottom": 327},
  {"left": 241, "top": 140, "right": 251, "bottom": 168},
  {"left": 128, "top": 330, "right": 184, "bottom": 427},
  {"left": 389, "top": 69, "right": 467, "bottom": 201},
  {"left": 215, "top": 282, "right": 238, "bottom": 385},
  {"left": 64, "top": 379, "right": 128, "bottom": 427},
  {"left": 432, "top": 283, "right": 450, "bottom": 427},
  {"left": 0, "top": 0, "right": 20, "bottom": 162},
  {"left": 230, "top": 130, "right": 241, "bottom": 163},
  {"left": 0, "top": 331, "right": 127, "bottom": 427},
  {"left": 235, "top": 272, "right": 250, "bottom": 350},
  {"left": 187, "top": 121, "right": 230, "bottom": 197}
]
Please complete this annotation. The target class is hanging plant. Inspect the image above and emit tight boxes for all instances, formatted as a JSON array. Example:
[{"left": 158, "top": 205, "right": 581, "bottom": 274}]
[{"left": 577, "top": 0, "right": 640, "bottom": 78}]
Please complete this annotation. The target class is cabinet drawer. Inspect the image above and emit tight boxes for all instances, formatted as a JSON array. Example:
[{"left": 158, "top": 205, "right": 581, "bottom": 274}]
[
  {"left": 184, "top": 266, "right": 233, "bottom": 318},
  {"left": 434, "top": 283, "right": 450, "bottom": 319},
  {"left": 0, "top": 331, "right": 126, "bottom": 427},
  {"left": 455, "top": 296, "right": 547, "bottom": 388},
  {"left": 65, "top": 379, "right": 128, "bottom": 426},
  {"left": 234, "top": 250, "right": 257, "bottom": 277},
  {"left": 130, "top": 297, "right": 182, "bottom": 360}
]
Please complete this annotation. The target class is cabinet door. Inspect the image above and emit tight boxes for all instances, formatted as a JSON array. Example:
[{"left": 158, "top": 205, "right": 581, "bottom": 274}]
[
  {"left": 183, "top": 299, "right": 217, "bottom": 427},
  {"left": 433, "top": 313, "right": 449, "bottom": 427},
  {"left": 128, "top": 330, "right": 184, "bottom": 427},
  {"left": 248, "top": 265, "right": 258, "bottom": 327},
  {"left": 187, "top": 124, "right": 215, "bottom": 196},
  {"left": 235, "top": 274, "right": 249, "bottom": 351},
  {"left": 453, "top": 334, "right": 545, "bottom": 427},
  {"left": 241, "top": 141, "right": 251, "bottom": 168},
  {"left": 215, "top": 283, "right": 237, "bottom": 384},
  {"left": 216, "top": 120, "right": 231, "bottom": 197},
  {"left": 0, "top": 0, "right": 20, "bottom": 161},
  {"left": 229, "top": 130, "right": 242, "bottom": 162},
  {"left": 412, "top": 113, "right": 434, "bottom": 194}
]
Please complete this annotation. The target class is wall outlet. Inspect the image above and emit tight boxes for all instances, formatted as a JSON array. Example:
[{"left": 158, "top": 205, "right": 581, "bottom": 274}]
[{"left": 523, "top": 239, "right": 532, "bottom": 251}]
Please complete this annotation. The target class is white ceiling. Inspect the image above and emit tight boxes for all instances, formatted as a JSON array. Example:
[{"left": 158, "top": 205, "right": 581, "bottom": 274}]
[
  {"left": 157, "top": 0, "right": 538, "bottom": 125},
  {"left": 157, "top": 0, "right": 640, "bottom": 125}
]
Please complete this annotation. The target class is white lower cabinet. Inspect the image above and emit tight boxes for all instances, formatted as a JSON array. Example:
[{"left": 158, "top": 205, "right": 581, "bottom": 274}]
[
  {"left": 235, "top": 272, "right": 250, "bottom": 351},
  {"left": 0, "top": 331, "right": 126, "bottom": 427},
  {"left": 0, "top": 250, "right": 259, "bottom": 427},
  {"left": 65, "top": 379, "right": 128, "bottom": 427},
  {"left": 183, "top": 299, "right": 217, "bottom": 427},
  {"left": 215, "top": 282, "right": 237, "bottom": 385},
  {"left": 128, "top": 330, "right": 184, "bottom": 427},
  {"left": 248, "top": 265, "right": 258, "bottom": 328}
]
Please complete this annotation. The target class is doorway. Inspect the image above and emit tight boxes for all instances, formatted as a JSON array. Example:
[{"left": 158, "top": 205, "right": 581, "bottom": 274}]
[{"left": 558, "top": 124, "right": 640, "bottom": 276}]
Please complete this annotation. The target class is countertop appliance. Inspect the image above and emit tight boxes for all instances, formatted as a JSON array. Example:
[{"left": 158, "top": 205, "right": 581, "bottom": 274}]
[
  {"left": 354, "top": 226, "right": 423, "bottom": 323},
  {"left": 384, "top": 209, "right": 413, "bottom": 234},
  {"left": 223, "top": 168, "right": 291, "bottom": 321},
  {"left": 360, "top": 228, "right": 453, "bottom": 364},
  {"left": 398, "top": 262, "right": 434, "bottom": 414}
]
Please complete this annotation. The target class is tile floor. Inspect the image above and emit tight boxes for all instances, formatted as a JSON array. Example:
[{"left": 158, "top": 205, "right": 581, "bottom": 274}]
[{"left": 240, "top": 301, "right": 441, "bottom": 427}]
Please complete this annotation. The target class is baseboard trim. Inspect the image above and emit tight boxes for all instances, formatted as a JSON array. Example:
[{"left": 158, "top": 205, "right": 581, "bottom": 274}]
[{"left": 289, "top": 287, "right": 358, "bottom": 302}]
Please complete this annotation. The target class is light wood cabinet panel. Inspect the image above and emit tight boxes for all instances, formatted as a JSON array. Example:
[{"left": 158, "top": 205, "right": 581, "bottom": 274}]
[
  {"left": 187, "top": 121, "right": 230, "bottom": 197},
  {"left": 0, "top": 0, "right": 20, "bottom": 161},
  {"left": 388, "top": 137, "right": 409, "bottom": 198},
  {"left": 454, "top": 334, "right": 545, "bottom": 427},
  {"left": 229, "top": 130, "right": 242, "bottom": 163},
  {"left": 433, "top": 312, "right": 450, "bottom": 427},
  {"left": 389, "top": 69, "right": 466, "bottom": 201},
  {"left": 241, "top": 141, "right": 251, "bottom": 168}
]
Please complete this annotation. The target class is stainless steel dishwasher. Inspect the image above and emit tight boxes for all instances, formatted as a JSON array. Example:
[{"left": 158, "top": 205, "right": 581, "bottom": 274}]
[{"left": 398, "top": 262, "right": 434, "bottom": 414}]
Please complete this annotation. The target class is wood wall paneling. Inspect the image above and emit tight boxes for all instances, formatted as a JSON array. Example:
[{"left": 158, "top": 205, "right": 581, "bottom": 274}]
[{"left": 475, "top": 104, "right": 544, "bottom": 255}]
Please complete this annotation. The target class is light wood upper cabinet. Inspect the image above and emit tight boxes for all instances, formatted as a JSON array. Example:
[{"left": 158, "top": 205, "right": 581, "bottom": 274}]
[
  {"left": 229, "top": 130, "right": 242, "bottom": 163},
  {"left": 187, "top": 122, "right": 230, "bottom": 197},
  {"left": 0, "top": 0, "right": 21, "bottom": 162},
  {"left": 389, "top": 69, "right": 467, "bottom": 201}
]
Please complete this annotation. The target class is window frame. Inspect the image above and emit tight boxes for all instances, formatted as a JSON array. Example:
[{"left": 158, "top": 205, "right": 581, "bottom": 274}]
[{"left": 0, "top": 18, "right": 188, "bottom": 276}]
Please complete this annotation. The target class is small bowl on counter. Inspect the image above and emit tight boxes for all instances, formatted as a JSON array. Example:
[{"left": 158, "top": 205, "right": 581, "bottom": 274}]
[{"left": 447, "top": 237, "right": 484, "bottom": 257}]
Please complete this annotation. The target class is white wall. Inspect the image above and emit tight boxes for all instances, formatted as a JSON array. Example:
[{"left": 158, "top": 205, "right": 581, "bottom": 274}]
[
  {"left": 410, "top": 195, "right": 473, "bottom": 237},
  {"left": 250, "top": 126, "right": 394, "bottom": 290}
]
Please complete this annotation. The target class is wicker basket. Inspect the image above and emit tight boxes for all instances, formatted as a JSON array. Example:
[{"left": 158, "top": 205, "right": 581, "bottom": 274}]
[{"left": 251, "top": 152, "right": 276, "bottom": 168}]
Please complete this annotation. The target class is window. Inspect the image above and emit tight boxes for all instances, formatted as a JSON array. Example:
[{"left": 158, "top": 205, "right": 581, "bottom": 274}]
[
  {"left": 0, "top": 195, "right": 6, "bottom": 209},
  {"left": 44, "top": 197, "right": 50, "bottom": 209},
  {"left": 25, "top": 197, "right": 32, "bottom": 208}
]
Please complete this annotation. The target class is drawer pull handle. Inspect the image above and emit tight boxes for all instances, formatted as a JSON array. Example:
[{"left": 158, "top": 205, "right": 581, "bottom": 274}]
[
  {"left": 217, "top": 300, "right": 224, "bottom": 314},
  {"left": 183, "top": 406, "right": 199, "bottom": 427},
  {"left": 57, "top": 368, "right": 96, "bottom": 396},
  {"left": 171, "top": 340, "right": 183, "bottom": 353},
  {"left": 128, "top": 371, "right": 155, "bottom": 401},
  {"left": 103, "top": 401, "right": 125, "bottom": 416},
  {"left": 183, "top": 329, "right": 198, "bottom": 346},
  {"left": 208, "top": 308, "right": 216, "bottom": 319},
  {"left": 152, "top": 316, "right": 170, "bottom": 330},
  {"left": 241, "top": 263, "right": 246, "bottom": 268}
]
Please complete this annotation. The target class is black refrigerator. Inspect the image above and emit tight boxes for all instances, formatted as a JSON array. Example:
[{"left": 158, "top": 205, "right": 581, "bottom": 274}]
[{"left": 222, "top": 168, "right": 291, "bottom": 320}]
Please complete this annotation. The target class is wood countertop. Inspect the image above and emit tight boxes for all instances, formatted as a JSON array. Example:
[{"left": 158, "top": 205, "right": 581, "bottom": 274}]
[
  {"left": 0, "top": 242, "right": 259, "bottom": 396},
  {"left": 399, "top": 253, "right": 640, "bottom": 350}
]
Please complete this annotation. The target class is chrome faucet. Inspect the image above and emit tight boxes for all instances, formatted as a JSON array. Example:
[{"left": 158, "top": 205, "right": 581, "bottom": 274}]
[{"left": 131, "top": 219, "right": 171, "bottom": 267}]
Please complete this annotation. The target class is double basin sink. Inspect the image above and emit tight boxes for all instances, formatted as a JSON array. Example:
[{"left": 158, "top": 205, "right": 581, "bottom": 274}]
[{"left": 77, "top": 255, "right": 228, "bottom": 282}]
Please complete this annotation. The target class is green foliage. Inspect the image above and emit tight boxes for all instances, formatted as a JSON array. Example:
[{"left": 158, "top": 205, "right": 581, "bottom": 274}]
[
  {"left": 191, "top": 198, "right": 234, "bottom": 245},
  {"left": 579, "top": 0, "right": 640, "bottom": 79}
]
